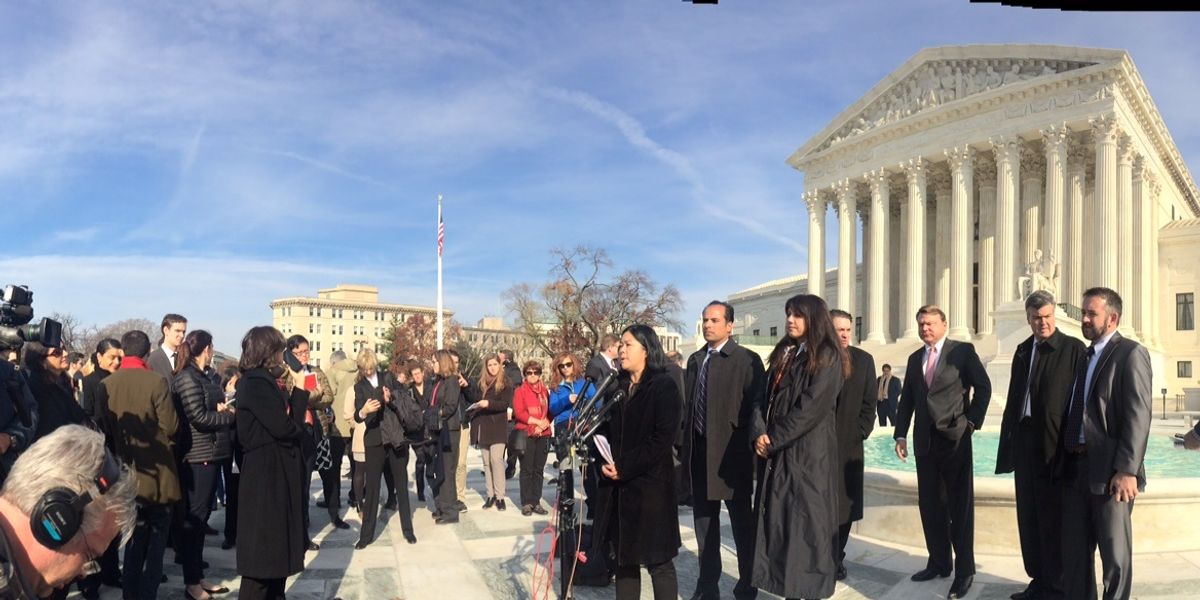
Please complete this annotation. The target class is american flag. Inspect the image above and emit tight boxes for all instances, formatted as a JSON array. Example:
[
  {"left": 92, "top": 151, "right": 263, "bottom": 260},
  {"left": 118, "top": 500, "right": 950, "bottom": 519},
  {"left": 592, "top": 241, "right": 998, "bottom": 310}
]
[{"left": 437, "top": 212, "right": 445, "bottom": 257}]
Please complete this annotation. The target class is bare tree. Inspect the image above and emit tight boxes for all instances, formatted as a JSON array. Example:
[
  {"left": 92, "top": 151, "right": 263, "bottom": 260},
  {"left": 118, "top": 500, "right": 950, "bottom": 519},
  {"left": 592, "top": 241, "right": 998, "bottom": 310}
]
[
  {"left": 504, "top": 246, "right": 684, "bottom": 359},
  {"left": 46, "top": 312, "right": 89, "bottom": 354},
  {"left": 78, "top": 318, "right": 158, "bottom": 356}
]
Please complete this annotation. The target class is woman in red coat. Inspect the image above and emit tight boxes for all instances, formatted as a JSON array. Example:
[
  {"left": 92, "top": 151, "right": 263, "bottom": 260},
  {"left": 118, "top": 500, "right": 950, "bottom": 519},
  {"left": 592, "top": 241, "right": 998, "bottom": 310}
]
[{"left": 511, "top": 360, "right": 552, "bottom": 516}]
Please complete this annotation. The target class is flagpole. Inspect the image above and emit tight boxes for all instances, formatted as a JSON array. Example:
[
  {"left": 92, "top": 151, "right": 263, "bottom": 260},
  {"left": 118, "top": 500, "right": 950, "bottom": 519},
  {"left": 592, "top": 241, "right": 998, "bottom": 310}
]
[{"left": 436, "top": 194, "right": 445, "bottom": 350}]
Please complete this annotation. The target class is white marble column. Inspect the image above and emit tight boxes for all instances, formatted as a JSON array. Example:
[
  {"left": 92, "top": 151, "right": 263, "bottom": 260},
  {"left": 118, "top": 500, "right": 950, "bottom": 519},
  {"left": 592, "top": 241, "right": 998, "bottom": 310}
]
[
  {"left": 805, "top": 191, "right": 826, "bottom": 297},
  {"left": 1147, "top": 175, "right": 1162, "bottom": 348},
  {"left": 1020, "top": 144, "right": 1044, "bottom": 268},
  {"left": 1131, "top": 156, "right": 1148, "bottom": 340},
  {"left": 835, "top": 179, "right": 857, "bottom": 313},
  {"left": 1091, "top": 115, "right": 1120, "bottom": 289},
  {"left": 946, "top": 146, "right": 975, "bottom": 339},
  {"left": 1043, "top": 124, "right": 1069, "bottom": 279},
  {"left": 933, "top": 173, "right": 952, "bottom": 310},
  {"left": 976, "top": 156, "right": 997, "bottom": 335},
  {"left": 902, "top": 158, "right": 929, "bottom": 340},
  {"left": 991, "top": 136, "right": 1021, "bottom": 304},
  {"left": 1117, "top": 135, "right": 1135, "bottom": 315},
  {"left": 1065, "top": 140, "right": 1086, "bottom": 307},
  {"left": 866, "top": 169, "right": 891, "bottom": 343},
  {"left": 890, "top": 200, "right": 905, "bottom": 340}
]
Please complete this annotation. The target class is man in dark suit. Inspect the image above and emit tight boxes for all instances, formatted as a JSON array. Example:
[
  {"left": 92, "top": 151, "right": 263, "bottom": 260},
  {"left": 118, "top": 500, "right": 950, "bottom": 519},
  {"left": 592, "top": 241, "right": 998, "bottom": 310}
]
[
  {"left": 146, "top": 313, "right": 187, "bottom": 384},
  {"left": 681, "top": 301, "right": 764, "bottom": 600},
  {"left": 585, "top": 334, "right": 620, "bottom": 382},
  {"left": 1058, "top": 287, "right": 1151, "bottom": 600},
  {"left": 894, "top": 304, "right": 991, "bottom": 599},
  {"left": 100, "top": 329, "right": 179, "bottom": 600},
  {"left": 876, "top": 364, "right": 901, "bottom": 427},
  {"left": 995, "top": 291, "right": 1085, "bottom": 600},
  {"left": 830, "top": 309, "right": 877, "bottom": 581}
]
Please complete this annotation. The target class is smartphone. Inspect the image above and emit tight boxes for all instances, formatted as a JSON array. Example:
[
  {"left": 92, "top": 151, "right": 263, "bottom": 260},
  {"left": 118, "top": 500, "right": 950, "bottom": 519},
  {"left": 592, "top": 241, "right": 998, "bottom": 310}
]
[{"left": 283, "top": 349, "right": 303, "bottom": 372}]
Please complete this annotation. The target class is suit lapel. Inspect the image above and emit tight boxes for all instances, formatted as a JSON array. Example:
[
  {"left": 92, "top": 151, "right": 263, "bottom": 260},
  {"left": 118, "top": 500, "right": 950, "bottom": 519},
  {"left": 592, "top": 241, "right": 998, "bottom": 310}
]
[
  {"left": 1087, "top": 332, "right": 1123, "bottom": 408},
  {"left": 931, "top": 339, "right": 956, "bottom": 387}
]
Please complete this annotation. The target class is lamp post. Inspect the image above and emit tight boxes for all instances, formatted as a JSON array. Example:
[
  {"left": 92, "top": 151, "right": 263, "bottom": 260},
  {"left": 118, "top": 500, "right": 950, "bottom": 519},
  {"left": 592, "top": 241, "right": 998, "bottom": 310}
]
[{"left": 1162, "top": 387, "right": 1168, "bottom": 420}]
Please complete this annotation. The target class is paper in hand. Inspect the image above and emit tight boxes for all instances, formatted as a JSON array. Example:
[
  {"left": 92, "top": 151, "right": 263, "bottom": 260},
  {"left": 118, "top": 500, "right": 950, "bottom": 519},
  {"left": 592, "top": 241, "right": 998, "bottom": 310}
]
[{"left": 594, "top": 434, "right": 615, "bottom": 466}]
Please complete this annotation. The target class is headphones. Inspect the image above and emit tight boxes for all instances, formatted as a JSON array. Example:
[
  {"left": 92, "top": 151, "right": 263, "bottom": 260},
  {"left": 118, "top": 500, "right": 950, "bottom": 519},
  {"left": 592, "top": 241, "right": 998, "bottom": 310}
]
[{"left": 29, "top": 448, "right": 122, "bottom": 550}]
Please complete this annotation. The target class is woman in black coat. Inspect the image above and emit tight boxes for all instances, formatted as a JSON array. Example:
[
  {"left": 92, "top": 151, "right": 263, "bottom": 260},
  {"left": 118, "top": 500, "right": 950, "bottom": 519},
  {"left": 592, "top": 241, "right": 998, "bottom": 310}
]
[
  {"left": 24, "top": 342, "right": 88, "bottom": 439},
  {"left": 470, "top": 354, "right": 512, "bottom": 511},
  {"left": 234, "top": 326, "right": 308, "bottom": 600},
  {"left": 352, "top": 348, "right": 416, "bottom": 548},
  {"left": 749, "top": 294, "right": 847, "bottom": 600},
  {"left": 596, "top": 324, "right": 682, "bottom": 600},
  {"left": 173, "top": 330, "right": 236, "bottom": 600},
  {"left": 429, "top": 349, "right": 464, "bottom": 524},
  {"left": 77, "top": 338, "right": 124, "bottom": 597}
]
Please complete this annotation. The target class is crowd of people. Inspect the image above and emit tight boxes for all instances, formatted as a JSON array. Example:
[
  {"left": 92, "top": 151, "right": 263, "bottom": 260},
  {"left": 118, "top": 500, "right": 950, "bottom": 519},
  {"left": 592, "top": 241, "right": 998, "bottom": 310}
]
[{"left": 0, "top": 283, "right": 1162, "bottom": 600}]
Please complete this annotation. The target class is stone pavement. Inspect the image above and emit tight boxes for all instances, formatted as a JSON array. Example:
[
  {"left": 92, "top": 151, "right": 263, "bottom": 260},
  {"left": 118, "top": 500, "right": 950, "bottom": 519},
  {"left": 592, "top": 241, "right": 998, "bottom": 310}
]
[{"left": 66, "top": 450, "right": 1199, "bottom": 599}]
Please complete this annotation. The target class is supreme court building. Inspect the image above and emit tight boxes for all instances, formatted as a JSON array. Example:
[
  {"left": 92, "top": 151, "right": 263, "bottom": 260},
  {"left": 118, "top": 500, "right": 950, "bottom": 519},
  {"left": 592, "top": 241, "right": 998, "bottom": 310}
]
[{"left": 727, "top": 45, "right": 1200, "bottom": 406}]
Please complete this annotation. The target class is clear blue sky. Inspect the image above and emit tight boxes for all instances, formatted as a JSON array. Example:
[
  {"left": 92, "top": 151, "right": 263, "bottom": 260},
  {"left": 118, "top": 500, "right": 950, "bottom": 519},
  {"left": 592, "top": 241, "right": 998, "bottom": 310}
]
[{"left": 2, "top": 1, "right": 1198, "bottom": 352}]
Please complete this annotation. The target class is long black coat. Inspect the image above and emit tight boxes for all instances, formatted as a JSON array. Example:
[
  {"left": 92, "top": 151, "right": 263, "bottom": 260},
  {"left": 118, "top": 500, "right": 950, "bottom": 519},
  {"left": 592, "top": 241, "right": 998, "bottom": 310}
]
[
  {"left": 595, "top": 367, "right": 682, "bottom": 567},
  {"left": 835, "top": 346, "right": 877, "bottom": 525},
  {"left": 30, "top": 374, "right": 88, "bottom": 439},
  {"left": 749, "top": 345, "right": 843, "bottom": 599},
  {"left": 235, "top": 368, "right": 307, "bottom": 580},
  {"left": 679, "top": 340, "right": 765, "bottom": 503},
  {"left": 995, "top": 329, "right": 1084, "bottom": 474}
]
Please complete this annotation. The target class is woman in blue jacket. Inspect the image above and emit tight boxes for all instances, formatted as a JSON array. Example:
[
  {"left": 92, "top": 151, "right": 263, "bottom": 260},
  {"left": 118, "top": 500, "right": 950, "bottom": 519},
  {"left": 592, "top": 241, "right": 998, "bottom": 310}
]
[{"left": 548, "top": 352, "right": 594, "bottom": 432}]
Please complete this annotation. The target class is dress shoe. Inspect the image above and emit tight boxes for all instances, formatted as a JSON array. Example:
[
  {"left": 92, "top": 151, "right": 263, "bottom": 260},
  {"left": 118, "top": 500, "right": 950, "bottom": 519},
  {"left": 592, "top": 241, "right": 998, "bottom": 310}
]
[
  {"left": 496, "top": 499, "right": 507, "bottom": 511},
  {"left": 202, "top": 584, "right": 230, "bottom": 594},
  {"left": 306, "top": 540, "right": 320, "bottom": 551},
  {"left": 531, "top": 504, "right": 548, "bottom": 516},
  {"left": 354, "top": 541, "right": 369, "bottom": 550},
  {"left": 948, "top": 575, "right": 973, "bottom": 599},
  {"left": 434, "top": 515, "right": 458, "bottom": 525},
  {"left": 836, "top": 563, "right": 847, "bottom": 581},
  {"left": 316, "top": 500, "right": 329, "bottom": 509},
  {"left": 220, "top": 540, "right": 235, "bottom": 550},
  {"left": 331, "top": 519, "right": 351, "bottom": 530},
  {"left": 483, "top": 496, "right": 496, "bottom": 509},
  {"left": 548, "top": 477, "right": 559, "bottom": 485},
  {"left": 910, "top": 567, "right": 951, "bottom": 582},
  {"left": 383, "top": 499, "right": 398, "bottom": 511},
  {"left": 1010, "top": 582, "right": 1037, "bottom": 599},
  {"left": 404, "top": 532, "right": 417, "bottom": 544},
  {"left": 454, "top": 500, "right": 468, "bottom": 512}
]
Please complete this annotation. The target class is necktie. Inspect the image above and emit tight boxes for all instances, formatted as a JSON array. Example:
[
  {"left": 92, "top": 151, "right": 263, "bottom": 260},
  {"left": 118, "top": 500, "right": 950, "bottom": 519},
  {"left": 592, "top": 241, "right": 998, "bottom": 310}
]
[
  {"left": 1023, "top": 342, "right": 1041, "bottom": 419},
  {"left": 694, "top": 348, "right": 714, "bottom": 435},
  {"left": 1062, "top": 345, "right": 1096, "bottom": 447},
  {"left": 924, "top": 345, "right": 938, "bottom": 388}
]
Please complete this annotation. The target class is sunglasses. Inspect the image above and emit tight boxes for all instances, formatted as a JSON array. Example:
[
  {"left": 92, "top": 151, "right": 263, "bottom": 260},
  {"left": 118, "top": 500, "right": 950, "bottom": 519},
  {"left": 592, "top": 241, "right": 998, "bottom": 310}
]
[
  {"left": 558, "top": 362, "right": 574, "bottom": 369},
  {"left": 525, "top": 370, "right": 542, "bottom": 376}
]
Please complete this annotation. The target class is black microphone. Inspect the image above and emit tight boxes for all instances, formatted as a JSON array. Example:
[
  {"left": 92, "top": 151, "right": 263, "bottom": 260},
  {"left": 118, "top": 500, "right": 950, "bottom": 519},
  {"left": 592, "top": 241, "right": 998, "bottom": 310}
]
[
  {"left": 574, "top": 371, "right": 617, "bottom": 425},
  {"left": 578, "top": 389, "right": 626, "bottom": 443}
]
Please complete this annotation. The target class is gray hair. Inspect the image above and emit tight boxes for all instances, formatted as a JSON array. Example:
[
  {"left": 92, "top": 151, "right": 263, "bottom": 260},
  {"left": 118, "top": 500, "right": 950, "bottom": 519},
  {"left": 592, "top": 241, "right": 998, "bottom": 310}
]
[
  {"left": 2, "top": 425, "right": 137, "bottom": 544},
  {"left": 1024, "top": 290, "right": 1056, "bottom": 312},
  {"left": 329, "top": 349, "right": 348, "bottom": 364}
]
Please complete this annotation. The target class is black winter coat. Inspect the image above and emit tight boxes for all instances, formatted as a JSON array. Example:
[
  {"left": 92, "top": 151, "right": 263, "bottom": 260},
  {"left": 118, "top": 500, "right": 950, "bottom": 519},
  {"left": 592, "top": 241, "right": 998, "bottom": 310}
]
[
  {"left": 172, "top": 365, "right": 235, "bottom": 464},
  {"left": 996, "top": 329, "right": 1084, "bottom": 473},
  {"left": 834, "top": 346, "right": 876, "bottom": 525},
  {"left": 80, "top": 369, "right": 111, "bottom": 422},
  {"left": 595, "top": 367, "right": 682, "bottom": 567},
  {"left": 353, "top": 372, "right": 390, "bottom": 447},
  {"left": 749, "top": 345, "right": 843, "bottom": 599},
  {"left": 431, "top": 375, "right": 465, "bottom": 431},
  {"left": 470, "top": 381, "right": 512, "bottom": 447},
  {"left": 235, "top": 368, "right": 307, "bottom": 580},
  {"left": 30, "top": 374, "right": 87, "bottom": 440}
]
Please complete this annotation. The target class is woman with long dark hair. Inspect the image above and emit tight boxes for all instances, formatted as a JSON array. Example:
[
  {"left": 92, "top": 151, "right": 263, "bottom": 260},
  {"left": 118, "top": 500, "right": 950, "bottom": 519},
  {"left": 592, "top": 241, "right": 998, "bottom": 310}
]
[
  {"left": 234, "top": 326, "right": 307, "bottom": 600},
  {"left": 597, "top": 324, "right": 683, "bottom": 600},
  {"left": 472, "top": 354, "right": 512, "bottom": 510},
  {"left": 749, "top": 294, "right": 848, "bottom": 600},
  {"left": 24, "top": 342, "right": 88, "bottom": 439},
  {"left": 430, "top": 349, "right": 464, "bottom": 524},
  {"left": 352, "top": 348, "right": 417, "bottom": 548},
  {"left": 173, "top": 330, "right": 236, "bottom": 600}
]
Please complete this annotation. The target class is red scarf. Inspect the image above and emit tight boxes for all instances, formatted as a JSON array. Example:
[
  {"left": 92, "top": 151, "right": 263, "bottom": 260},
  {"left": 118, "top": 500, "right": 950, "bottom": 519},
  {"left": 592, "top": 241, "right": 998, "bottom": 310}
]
[{"left": 120, "top": 356, "right": 150, "bottom": 371}]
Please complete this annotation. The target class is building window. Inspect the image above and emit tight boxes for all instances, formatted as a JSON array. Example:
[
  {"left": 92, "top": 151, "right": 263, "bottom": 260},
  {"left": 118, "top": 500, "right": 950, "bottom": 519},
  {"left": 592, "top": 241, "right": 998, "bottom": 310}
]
[
  {"left": 313, "top": 359, "right": 321, "bottom": 368},
  {"left": 752, "top": 329, "right": 760, "bottom": 337},
  {"left": 308, "top": 323, "right": 314, "bottom": 334},
  {"left": 769, "top": 326, "right": 777, "bottom": 337},
  {"left": 1180, "top": 361, "right": 1194, "bottom": 379},
  {"left": 308, "top": 306, "right": 314, "bottom": 317},
  {"left": 1178, "top": 293, "right": 1195, "bottom": 331},
  {"left": 313, "top": 341, "right": 321, "bottom": 352}
]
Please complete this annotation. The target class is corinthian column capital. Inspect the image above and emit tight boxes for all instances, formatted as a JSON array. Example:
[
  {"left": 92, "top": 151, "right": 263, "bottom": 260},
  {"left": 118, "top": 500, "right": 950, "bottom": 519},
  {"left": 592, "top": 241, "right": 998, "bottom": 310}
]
[
  {"left": 1041, "top": 123, "right": 1071, "bottom": 153},
  {"left": 901, "top": 157, "right": 930, "bottom": 184},
  {"left": 975, "top": 152, "right": 997, "bottom": 185},
  {"left": 1090, "top": 114, "right": 1122, "bottom": 144},
  {"left": 865, "top": 168, "right": 891, "bottom": 195},
  {"left": 944, "top": 146, "right": 976, "bottom": 174},
  {"left": 989, "top": 135, "right": 1021, "bottom": 166},
  {"left": 1117, "top": 133, "right": 1135, "bottom": 165}
]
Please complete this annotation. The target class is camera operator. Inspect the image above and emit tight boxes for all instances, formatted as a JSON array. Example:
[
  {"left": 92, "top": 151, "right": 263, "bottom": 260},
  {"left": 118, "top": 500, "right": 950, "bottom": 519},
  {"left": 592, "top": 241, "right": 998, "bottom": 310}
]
[
  {"left": 0, "top": 425, "right": 136, "bottom": 599},
  {"left": 0, "top": 350, "right": 37, "bottom": 488}
]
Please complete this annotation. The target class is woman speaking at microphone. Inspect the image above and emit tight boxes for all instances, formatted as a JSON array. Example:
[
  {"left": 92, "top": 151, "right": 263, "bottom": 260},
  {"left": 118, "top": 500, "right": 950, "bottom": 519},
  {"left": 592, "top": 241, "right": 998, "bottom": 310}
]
[{"left": 596, "top": 324, "right": 682, "bottom": 600}]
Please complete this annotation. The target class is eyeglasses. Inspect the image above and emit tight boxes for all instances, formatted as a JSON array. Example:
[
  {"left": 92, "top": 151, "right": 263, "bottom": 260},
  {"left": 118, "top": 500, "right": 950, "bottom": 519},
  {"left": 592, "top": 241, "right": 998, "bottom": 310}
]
[
  {"left": 80, "top": 532, "right": 103, "bottom": 577},
  {"left": 525, "top": 370, "right": 542, "bottom": 376},
  {"left": 558, "top": 363, "right": 574, "bottom": 369}
]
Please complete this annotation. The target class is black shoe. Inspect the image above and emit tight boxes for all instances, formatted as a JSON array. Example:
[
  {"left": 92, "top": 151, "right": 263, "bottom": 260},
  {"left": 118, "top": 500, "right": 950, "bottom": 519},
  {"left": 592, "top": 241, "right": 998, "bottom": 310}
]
[
  {"left": 548, "top": 477, "right": 559, "bottom": 484},
  {"left": 220, "top": 540, "right": 235, "bottom": 550},
  {"left": 316, "top": 500, "right": 329, "bottom": 509},
  {"left": 836, "top": 563, "right": 847, "bottom": 581},
  {"left": 205, "top": 525, "right": 218, "bottom": 536},
  {"left": 434, "top": 515, "right": 458, "bottom": 525},
  {"left": 306, "top": 540, "right": 320, "bottom": 551},
  {"left": 483, "top": 496, "right": 496, "bottom": 509},
  {"left": 1011, "top": 582, "right": 1037, "bottom": 599},
  {"left": 505, "top": 464, "right": 516, "bottom": 480},
  {"left": 417, "top": 492, "right": 426, "bottom": 502},
  {"left": 354, "top": 541, "right": 369, "bottom": 550},
  {"left": 347, "top": 499, "right": 358, "bottom": 510},
  {"left": 911, "top": 567, "right": 951, "bottom": 582},
  {"left": 383, "top": 499, "right": 398, "bottom": 511},
  {"left": 453, "top": 500, "right": 468, "bottom": 512},
  {"left": 162, "top": 574, "right": 169, "bottom": 583},
  {"left": 496, "top": 499, "right": 507, "bottom": 511},
  {"left": 404, "top": 532, "right": 417, "bottom": 544},
  {"left": 948, "top": 575, "right": 973, "bottom": 599},
  {"left": 531, "top": 504, "right": 548, "bottom": 516},
  {"left": 331, "top": 519, "right": 351, "bottom": 530}
]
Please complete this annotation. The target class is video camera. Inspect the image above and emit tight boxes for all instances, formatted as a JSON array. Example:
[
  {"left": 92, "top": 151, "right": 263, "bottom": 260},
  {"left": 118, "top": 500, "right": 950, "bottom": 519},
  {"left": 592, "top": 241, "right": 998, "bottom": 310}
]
[{"left": 0, "top": 285, "right": 63, "bottom": 349}]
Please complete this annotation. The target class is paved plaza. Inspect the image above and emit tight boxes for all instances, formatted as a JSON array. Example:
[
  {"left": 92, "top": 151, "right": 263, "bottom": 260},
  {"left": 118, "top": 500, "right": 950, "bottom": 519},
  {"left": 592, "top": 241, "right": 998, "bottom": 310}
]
[{"left": 65, "top": 448, "right": 1200, "bottom": 600}]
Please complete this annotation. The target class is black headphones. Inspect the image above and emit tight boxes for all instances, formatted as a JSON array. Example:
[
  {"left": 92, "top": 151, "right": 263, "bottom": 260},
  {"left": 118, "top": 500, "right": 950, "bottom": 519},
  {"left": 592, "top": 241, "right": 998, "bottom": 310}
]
[{"left": 29, "top": 448, "right": 122, "bottom": 550}]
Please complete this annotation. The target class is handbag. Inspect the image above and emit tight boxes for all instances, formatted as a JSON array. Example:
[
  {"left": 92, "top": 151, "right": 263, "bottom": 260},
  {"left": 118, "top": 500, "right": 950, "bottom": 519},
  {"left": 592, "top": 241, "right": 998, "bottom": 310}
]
[
  {"left": 314, "top": 437, "right": 332, "bottom": 471},
  {"left": 510, "top": 428, "right": 528, "bottom": 458}
]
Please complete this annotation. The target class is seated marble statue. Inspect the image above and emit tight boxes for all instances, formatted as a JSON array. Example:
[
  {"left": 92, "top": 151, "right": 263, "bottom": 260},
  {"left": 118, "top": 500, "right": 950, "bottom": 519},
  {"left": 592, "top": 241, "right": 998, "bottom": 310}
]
[{"left": 1019, "top": 249, "right": 1059, "bottom": 298}]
